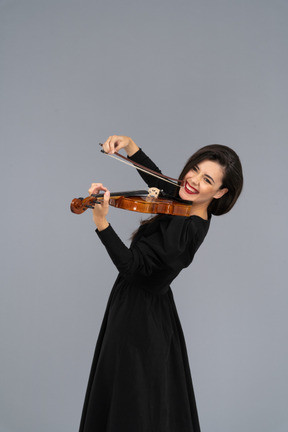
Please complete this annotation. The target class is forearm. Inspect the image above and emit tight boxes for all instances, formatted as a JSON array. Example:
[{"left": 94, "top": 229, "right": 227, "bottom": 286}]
[
  {"left": 128, "top": 149, "right": 177, "bottom": 195},
  {"left": 96, "top": 224, "right": 137, "bottom": 275},
  {"left": 96, "top": 224, "right": 161, "bottom": 278}
]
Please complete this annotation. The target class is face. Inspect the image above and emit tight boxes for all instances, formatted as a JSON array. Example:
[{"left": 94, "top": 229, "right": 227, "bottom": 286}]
[{"left": 178, "top": 160, "right": 228, "bottom": 210}]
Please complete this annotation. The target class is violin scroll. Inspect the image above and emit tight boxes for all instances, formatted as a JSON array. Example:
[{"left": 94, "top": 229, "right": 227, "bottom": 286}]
[
  {"left": 71, "top": 197, "right": 94, "bottom": 214},
  {"left": 70, "top": 191, "right": 149, "bottom": 214}
]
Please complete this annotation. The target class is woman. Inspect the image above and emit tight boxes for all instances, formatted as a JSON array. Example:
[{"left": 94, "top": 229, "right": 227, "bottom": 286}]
[{"left": 79, "top": 135, "right": 243, "bottom": 432}]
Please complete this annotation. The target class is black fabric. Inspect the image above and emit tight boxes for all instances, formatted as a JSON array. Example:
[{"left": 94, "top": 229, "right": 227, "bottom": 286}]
[
  {"left": 127, "top": 148, "right": 178, "bottom": 196},
  {"left": 79, "top": 150, "right": 210, "bottom": 432}
]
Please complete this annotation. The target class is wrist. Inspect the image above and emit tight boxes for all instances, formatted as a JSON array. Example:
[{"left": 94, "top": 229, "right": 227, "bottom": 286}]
[
  {"left": 125, "top": 139, "right": 139, "bottom": 157},
  {"left": 94, "top": 218, "right": 109, "bottom": 231}
]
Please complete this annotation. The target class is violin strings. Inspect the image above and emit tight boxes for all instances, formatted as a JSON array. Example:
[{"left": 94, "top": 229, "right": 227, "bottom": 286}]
[{"left": 102, "top": 152, "right": 182, "bottom": 188}]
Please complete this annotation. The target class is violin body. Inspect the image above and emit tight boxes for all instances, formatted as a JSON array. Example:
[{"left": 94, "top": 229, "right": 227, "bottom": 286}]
[{"left": 70, "top": 190, "right": 194, "bottom": 217}]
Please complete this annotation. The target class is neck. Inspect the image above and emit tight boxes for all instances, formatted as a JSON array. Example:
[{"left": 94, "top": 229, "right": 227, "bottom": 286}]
[{"left": 189, "top": 203, "right": 209, "bottom": 220}]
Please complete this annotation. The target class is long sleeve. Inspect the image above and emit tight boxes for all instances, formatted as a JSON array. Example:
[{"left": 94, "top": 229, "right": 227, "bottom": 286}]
[
  {"left": 96, "top": 215, "right": 210, "bottom": 291},
  {"left": 128, "top": 149, "right": 178, "bottom": 196}
]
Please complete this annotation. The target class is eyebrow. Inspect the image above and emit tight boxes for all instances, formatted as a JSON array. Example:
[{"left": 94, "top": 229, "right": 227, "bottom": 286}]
[{"left": 195, "top": 165, "right": 215, "bottom": 184}]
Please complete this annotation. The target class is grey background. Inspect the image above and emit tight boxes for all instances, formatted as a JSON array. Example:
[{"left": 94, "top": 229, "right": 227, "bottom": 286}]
[{"left": 1, "top": 1, "right": 287, "bottom": 431}]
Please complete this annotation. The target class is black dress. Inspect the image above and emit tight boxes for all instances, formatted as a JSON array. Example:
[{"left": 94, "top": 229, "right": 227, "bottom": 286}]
[{"left": 79, "top": 150, "right": 210, "bottom": 432}]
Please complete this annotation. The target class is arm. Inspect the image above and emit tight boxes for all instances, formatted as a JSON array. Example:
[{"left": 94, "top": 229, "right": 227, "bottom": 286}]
[
  {"left": 88, "top": 181, "right": 168, "bottom": 273},
  {"left": 128, "top": 148, "right": 177, "bottom": 195},
  {"left": 93, "top": 210, "right": 203, "bottom": 284},
  {"left": 88, "top": 183, "right": 162, "bottom": 277},
  {"left": 96, "top": 220, "right": 198, "bottom": 284},
  {"left": 102, "top": 135, "right": 177, "bottom": 195}
]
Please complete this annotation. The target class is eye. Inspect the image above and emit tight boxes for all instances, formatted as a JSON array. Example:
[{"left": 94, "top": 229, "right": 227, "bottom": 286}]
[
  {"left": 204, "top": 177, "right": 212, "bottom": 184},
  {"left": 192, "top": 166, "right": 198, "bottom": 172}
]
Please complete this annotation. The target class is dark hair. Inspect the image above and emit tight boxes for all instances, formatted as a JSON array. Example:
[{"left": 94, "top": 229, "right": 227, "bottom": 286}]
[
  {"left": 177, "top": 144, "right": 243, "bottom": 215},
  {"left": 131, "top": 144, "right": 243, "bottom": 239}
]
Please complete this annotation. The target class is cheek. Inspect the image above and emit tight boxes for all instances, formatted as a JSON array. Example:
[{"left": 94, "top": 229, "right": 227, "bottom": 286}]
[
  {"left": 183, "top": 173, "right": 192, "bottom": 181},
  {"left": 202, "top": 182, "right": 213, "bottom": 191},
  {"left": 203, "top": 184, "right": 219, "bottom": 195}
]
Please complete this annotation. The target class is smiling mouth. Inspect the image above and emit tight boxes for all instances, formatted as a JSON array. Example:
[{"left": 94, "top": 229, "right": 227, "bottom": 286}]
[{"left": 184, "top": 181, "right": 199, "bottom": 194}]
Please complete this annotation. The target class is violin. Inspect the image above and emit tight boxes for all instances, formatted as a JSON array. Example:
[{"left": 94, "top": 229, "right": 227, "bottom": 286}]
[
  {"left": 70, "top": 145, "right": 192, "bottom": 217},
  {"left": 70, "top": 189, "right": 194, "bottom": 217}
]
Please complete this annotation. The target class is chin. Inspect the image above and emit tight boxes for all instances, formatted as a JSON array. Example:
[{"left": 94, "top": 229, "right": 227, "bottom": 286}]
[{"left": 179, "top": 191, "right": 196, "bottom": 202}]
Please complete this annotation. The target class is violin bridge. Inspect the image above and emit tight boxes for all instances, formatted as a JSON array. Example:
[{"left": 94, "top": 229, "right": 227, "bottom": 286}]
[{"left": 148, "top": 187, "right": 160, "bottom": 198}]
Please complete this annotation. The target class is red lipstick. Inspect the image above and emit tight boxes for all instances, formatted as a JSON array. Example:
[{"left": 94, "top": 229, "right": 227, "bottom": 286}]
[{"left": 184, "top": 181, "right": 199, "bottom": 194}]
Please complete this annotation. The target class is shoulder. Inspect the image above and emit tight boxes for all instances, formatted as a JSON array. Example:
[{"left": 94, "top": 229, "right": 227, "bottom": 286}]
[
  {"left": 166, "top": 214, "right": 210, "bottom": 232},
  {"left": 166, "top": 215, "right": 211, "bottom": 261},
  {"left": 157, "top": 215, "right": 210, "bottom": 262},
  {"left": 146, "top": 214, "right": 210, "bottom": 245}
]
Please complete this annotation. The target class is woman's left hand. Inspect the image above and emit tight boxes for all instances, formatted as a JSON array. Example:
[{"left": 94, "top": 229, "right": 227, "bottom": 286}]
[{"left": 88, "top": 183, "right": 110, "bottom": 231}]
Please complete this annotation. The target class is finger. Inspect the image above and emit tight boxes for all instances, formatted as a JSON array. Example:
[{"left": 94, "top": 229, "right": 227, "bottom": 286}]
[
  {"left": 88, "top": 183, "right": 100, "bottom": 195},
  {"left": 103, "top": 136, "right": 117, "bottom": 154},
  {"left": 103, "top": 190, "right": 110, "bottom": 208},
  {"left": 88, "top": 183, "right": 108, "bottom": 195},
  {"left": 107, "top": 136, "right": 117, "bottom": 154},
  {"left": 104, "top": 135, "right": 121, "bottom": 154},
  {"left": 102, "top": 136, "right": 112, "bottom": 154}
]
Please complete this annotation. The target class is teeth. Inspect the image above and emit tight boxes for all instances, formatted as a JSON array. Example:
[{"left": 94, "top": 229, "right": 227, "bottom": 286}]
[{"left": 186, "top": 182, "right": 197, "bottom": 193}]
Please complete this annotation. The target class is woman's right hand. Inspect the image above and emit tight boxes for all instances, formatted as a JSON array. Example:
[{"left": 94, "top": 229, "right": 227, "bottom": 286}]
[{"left": 102, "top": 135, "right": 139, "bottom": 157}]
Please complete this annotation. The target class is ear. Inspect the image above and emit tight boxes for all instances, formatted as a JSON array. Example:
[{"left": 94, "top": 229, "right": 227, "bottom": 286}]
[{"left": 213, "top": 187, "right": 228, "bottom": 200}]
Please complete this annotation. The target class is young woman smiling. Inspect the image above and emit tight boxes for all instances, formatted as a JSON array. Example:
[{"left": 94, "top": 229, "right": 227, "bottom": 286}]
[{"left": 79, "top": 136, "right": 243, "bottom": 432}]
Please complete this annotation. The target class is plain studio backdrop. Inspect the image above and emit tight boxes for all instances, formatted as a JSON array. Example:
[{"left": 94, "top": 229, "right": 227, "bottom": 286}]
[{"left": 0, "top": 1, "right": 287, "bottom": 431}]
